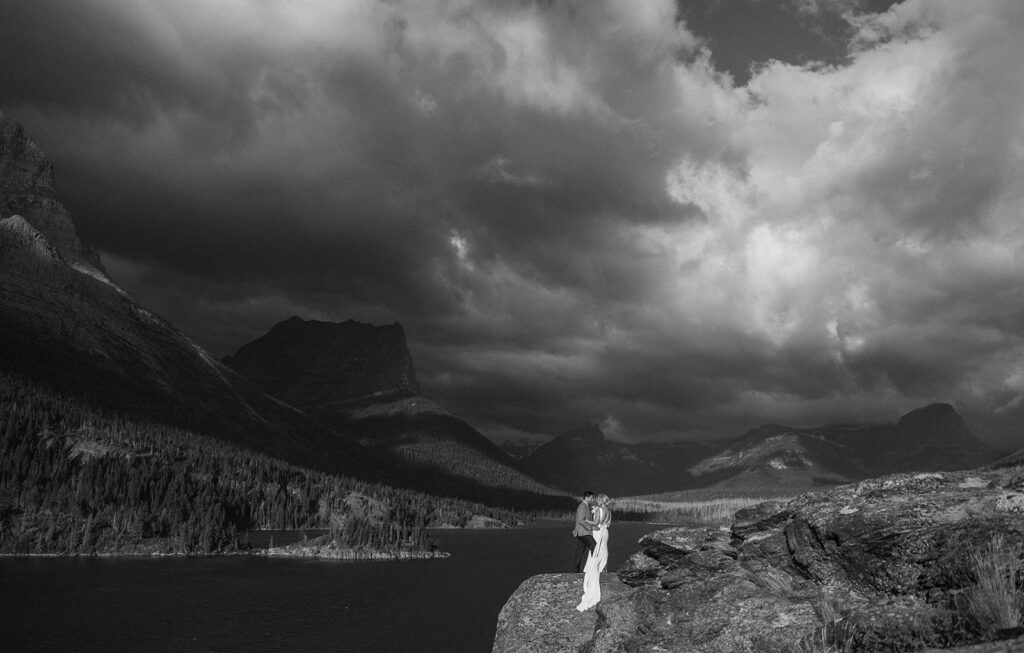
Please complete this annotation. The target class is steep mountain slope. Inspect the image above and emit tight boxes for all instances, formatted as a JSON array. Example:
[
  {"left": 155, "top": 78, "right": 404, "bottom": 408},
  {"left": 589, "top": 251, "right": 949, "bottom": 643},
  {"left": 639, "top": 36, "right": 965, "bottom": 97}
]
[
  {"left": 0, "top": 111, "right": 389, "bottom": 480},
  {"left": 223, "top": 317, "right": 562, "bottom": 498}
]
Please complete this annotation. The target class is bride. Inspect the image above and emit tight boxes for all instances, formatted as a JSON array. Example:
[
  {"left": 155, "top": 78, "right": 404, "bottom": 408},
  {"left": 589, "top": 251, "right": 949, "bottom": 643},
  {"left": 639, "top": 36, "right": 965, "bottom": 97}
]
[{"left": 576, "top": 494, "right": 612, "bottom": 611}]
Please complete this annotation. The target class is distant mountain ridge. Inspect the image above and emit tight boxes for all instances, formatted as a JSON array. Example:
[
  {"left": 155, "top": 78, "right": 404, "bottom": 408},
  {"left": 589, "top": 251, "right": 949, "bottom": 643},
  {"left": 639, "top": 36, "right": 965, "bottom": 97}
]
[
  {"left": 701, "top": 403, "right": 998, "bottom": 490},
  {"left": 523, "top": 423, "right": 719, "bottom": 496},
  {"left": 223, "top": 316, "right": 562, "bottom": 499},
  {"left": 526, "top": 404, "right": 999, "bottom": 496}
]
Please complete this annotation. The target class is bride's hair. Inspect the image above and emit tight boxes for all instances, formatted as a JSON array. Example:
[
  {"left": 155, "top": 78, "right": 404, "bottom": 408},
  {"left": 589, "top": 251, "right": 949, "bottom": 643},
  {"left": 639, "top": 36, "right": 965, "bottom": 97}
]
[{"left": 597, "top": 494, "right": 610, "bottom": 505}]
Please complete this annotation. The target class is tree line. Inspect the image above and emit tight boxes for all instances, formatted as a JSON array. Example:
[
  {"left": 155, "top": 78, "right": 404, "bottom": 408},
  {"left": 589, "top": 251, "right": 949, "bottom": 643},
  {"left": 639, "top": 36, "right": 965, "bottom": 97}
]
[{"left": 0, "top": 371, "right": 537, "bottom": 555}]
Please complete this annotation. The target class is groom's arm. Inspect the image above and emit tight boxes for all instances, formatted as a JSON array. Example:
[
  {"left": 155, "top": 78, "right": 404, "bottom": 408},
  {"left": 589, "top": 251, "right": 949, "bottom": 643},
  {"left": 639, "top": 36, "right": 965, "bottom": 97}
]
[{"left": 575, "top": 504, "right": 596, "bottom": 530}]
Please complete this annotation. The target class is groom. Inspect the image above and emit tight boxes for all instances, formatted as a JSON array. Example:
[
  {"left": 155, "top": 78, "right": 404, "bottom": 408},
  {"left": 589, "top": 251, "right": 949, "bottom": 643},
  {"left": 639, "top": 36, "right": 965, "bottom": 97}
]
[{"left": 572, "top": 490, "right": 598, "bottom": 573}]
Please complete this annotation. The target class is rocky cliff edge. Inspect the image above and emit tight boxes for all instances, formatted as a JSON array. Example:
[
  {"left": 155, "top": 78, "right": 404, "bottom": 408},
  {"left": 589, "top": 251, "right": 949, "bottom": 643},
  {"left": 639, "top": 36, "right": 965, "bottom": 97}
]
[{"left": 493, "top": 457, "right": 1024, "bottom": 653}]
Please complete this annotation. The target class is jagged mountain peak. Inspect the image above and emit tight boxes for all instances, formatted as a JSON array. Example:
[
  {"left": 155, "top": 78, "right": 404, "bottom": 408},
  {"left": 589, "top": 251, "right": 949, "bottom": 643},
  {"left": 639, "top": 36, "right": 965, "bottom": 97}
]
[
  {"left": 0, "top": 112, "right": 57, "bottom": 199},
  {"left": 0, "top": 112, "right": 106, "bottom": 278}
]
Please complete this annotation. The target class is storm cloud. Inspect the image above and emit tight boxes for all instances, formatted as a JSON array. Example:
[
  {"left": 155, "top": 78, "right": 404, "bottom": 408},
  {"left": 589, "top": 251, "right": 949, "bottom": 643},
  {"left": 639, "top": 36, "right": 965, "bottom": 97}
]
[{"left": 3, "top": 0, "right": 1023, "bottom": 449}]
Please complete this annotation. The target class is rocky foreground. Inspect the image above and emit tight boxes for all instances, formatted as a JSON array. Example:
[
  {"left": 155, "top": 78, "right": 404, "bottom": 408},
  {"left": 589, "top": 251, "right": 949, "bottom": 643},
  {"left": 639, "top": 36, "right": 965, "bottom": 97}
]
[{"left": 494, "top": 457, "right": 1024, "bottom": 652}]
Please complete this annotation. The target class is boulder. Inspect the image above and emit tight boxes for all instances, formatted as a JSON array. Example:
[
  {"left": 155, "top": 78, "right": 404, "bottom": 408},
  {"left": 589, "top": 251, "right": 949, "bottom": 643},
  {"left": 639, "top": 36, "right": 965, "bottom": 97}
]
[{"left": 491, "top": 573, "right": 632, "bottom": 653}]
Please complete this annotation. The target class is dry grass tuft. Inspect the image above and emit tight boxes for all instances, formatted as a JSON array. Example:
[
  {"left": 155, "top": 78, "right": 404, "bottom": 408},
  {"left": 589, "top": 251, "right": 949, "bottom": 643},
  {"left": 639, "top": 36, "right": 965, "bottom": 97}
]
[
  {"left": 964, "top": 533, "right": 1023, "bottom": 634},
  {"left": 785, "top": 590, "right": 856, "bottom": 653},
  {"left": 613, "top": 495, "right": 787, "bottom": 525}
]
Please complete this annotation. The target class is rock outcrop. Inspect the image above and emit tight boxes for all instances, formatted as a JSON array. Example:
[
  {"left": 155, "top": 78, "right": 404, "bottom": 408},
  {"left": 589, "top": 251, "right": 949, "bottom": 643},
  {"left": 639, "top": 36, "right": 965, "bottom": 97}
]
[
  {"left": 494, "top": 459, "right": 1024, "bottom": 652},
  {"left": 493, "top": 573, "right": 634, "bottom": 653}
]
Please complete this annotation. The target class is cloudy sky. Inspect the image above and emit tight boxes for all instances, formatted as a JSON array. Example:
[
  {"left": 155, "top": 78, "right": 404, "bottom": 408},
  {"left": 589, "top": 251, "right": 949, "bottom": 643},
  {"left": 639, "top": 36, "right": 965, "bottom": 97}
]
[{"left": 3, "top": 0, "right": 1023, "bottom": 450}]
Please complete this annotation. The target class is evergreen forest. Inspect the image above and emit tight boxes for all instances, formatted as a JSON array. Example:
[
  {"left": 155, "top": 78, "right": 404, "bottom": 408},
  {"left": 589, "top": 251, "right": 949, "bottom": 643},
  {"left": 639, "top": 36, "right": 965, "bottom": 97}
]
[{"left": 0, "top": 372, "right": 545, "bottom": 556}]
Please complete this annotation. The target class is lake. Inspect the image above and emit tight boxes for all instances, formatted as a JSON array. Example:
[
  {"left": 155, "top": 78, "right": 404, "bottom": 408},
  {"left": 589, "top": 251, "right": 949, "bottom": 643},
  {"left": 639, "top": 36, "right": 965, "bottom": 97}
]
[{"left": 0, "top": 521, "right": 667, "bottom": 653}]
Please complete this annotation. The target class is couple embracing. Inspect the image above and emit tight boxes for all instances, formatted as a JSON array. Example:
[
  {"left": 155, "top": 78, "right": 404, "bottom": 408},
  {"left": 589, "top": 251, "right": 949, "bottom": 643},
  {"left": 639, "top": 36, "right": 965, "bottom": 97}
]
[{"left": 572, "top": 490, "right": 612, "bottom": 612}]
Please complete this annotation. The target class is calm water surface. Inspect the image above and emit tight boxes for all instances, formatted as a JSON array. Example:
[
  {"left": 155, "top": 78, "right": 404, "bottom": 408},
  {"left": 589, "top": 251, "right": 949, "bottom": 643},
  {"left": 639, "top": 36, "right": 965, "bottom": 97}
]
[{"left": 0, "top": 521, "right": 667, "bottom": 653}]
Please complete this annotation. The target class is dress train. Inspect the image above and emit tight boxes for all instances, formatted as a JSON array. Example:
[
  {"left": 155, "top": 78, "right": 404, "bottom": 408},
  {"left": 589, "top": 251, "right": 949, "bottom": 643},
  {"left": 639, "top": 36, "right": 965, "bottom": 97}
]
[{"left": 576, "top": 524, "right": 608, "bottom": 611}]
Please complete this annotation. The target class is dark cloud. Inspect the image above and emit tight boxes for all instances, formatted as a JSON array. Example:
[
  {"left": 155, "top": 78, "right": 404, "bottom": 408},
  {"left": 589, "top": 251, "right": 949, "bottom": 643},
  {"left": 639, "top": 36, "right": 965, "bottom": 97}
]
[{"left": 2, "top": 0, "right": 1023, "bottom": 451}]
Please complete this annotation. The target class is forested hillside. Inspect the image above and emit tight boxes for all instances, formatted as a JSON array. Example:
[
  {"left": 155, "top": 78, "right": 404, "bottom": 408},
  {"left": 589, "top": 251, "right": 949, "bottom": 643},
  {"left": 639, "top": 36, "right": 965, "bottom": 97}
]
[{"left": 0, "top": 372, "right": 537, "bottom": 556}]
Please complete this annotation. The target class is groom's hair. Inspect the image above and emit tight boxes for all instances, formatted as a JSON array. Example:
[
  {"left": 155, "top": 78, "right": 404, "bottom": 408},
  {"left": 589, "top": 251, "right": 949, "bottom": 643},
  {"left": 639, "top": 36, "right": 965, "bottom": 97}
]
[{"left": 583, "top": 490, "right": 594, "bottom": 498}]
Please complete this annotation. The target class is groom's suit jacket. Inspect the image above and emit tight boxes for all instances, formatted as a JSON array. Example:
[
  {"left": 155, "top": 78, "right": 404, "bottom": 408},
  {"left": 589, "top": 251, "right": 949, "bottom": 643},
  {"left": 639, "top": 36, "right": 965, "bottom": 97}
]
[{"left": 573, "top": 501, "right": 594, "bottom": 537}]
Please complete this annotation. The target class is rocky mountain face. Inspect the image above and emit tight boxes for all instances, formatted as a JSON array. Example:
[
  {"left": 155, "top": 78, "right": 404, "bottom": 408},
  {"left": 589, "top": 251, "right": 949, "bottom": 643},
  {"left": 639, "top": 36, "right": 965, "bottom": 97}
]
[
  {"left": 224, "top": 316, "right": 420, "bottom": 410},
  {"left": 494, "top": 456, "right": 1024, "bottom": 652},
  {"left": 0, "top": 112, "right": 389, "bottom": 479},
  {"left": 0, "top": 114, "right": 104, "bottom": 276},
  {"left": 223, "top": 317, "right": 562, "bottom": 499},
  {"left": 527, "top": 406, "right": 999, "bottom": 497}
]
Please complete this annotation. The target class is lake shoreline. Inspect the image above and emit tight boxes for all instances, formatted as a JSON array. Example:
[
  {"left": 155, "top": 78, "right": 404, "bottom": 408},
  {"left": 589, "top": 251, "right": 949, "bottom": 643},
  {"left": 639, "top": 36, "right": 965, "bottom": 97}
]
[
  {"left": 0, "top": 519, "right": 579, "bottom": 560},
  {"left": 0, "top": 548, "right": 450, "bottom": 560}
]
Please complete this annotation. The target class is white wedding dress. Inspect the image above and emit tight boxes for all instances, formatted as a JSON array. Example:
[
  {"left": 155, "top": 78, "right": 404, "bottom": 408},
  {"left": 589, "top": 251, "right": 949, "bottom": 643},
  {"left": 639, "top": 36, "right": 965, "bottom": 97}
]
[{"left": 576, "top": 507, "right": 609, "bottom": 611}]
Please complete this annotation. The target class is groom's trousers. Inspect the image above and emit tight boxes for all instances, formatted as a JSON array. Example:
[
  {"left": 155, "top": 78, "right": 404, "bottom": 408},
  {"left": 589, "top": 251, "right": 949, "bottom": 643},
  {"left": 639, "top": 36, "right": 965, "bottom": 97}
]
[{"left": 573, "top": 533, "right": 597, "bottom": 573}]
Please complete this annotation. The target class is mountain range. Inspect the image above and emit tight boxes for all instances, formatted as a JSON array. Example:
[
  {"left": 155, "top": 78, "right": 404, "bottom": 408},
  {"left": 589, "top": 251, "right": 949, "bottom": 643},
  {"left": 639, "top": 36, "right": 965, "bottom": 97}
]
[
  {"left": 0, "top": 110, "right": 1003, "bottom": 506},
  {"left": 522, "top": 403, "right": 999, "bottom": 497},
  {"left": 0, "top": 110, "right": 563, "bottom": 508}
]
